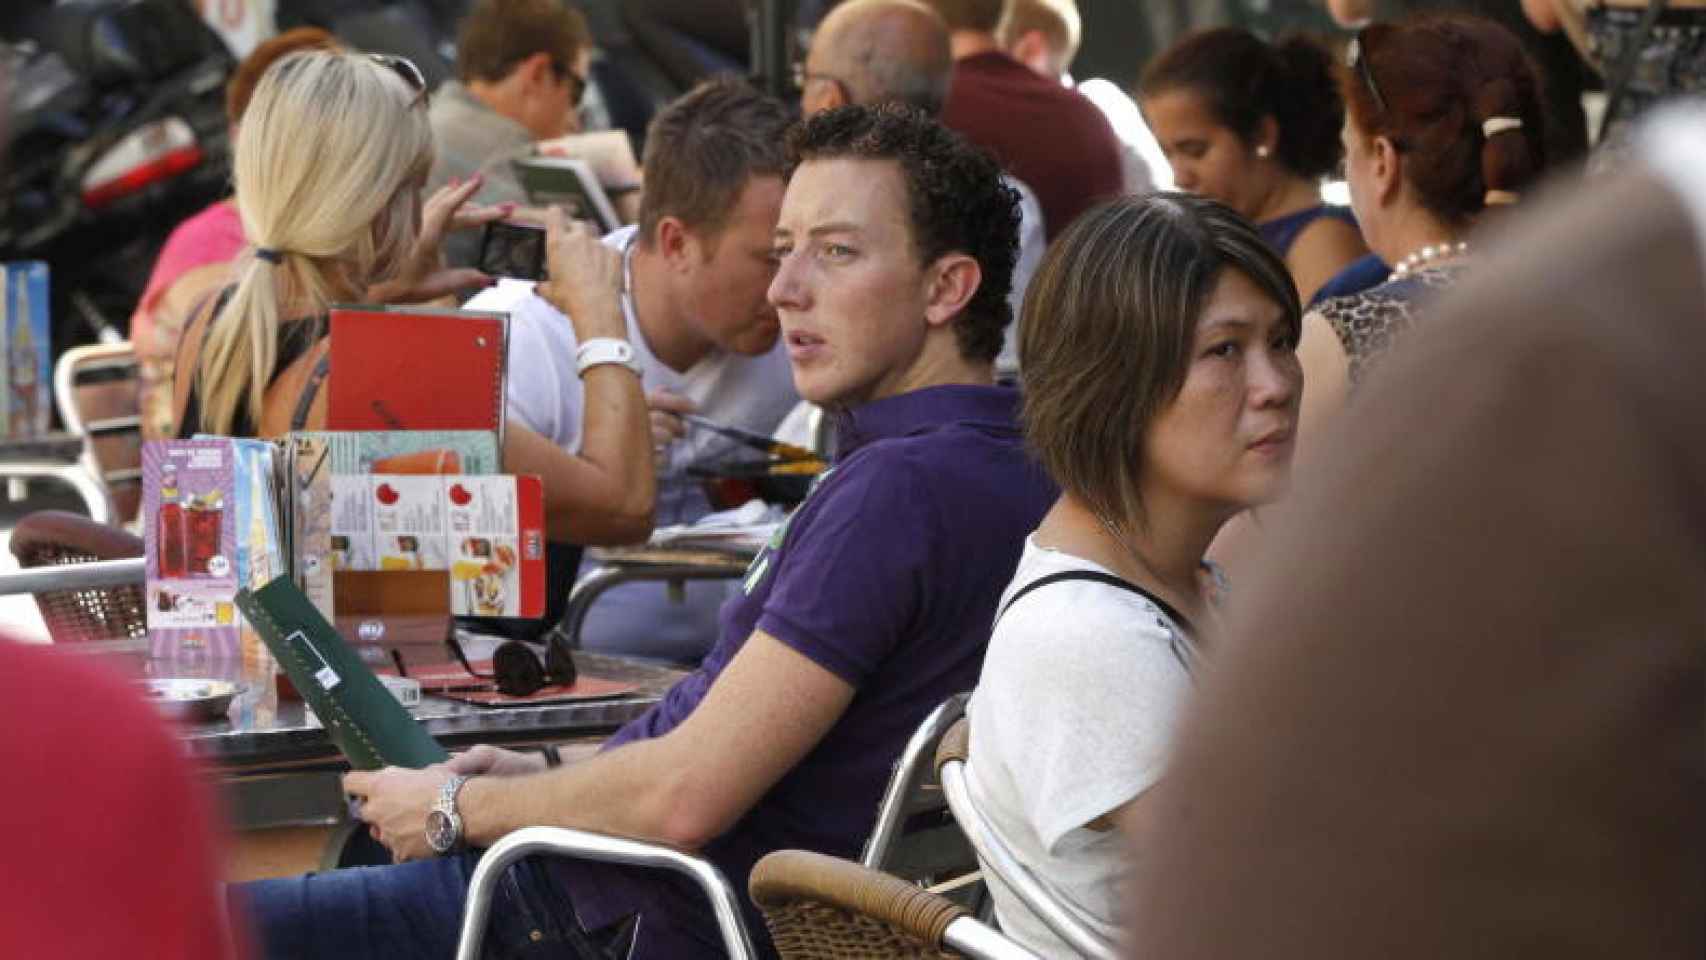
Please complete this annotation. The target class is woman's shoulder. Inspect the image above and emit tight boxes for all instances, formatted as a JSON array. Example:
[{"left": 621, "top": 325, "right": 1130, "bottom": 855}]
[
  {"left": 1314, "top": 265, "right": 1464, "bottom": 381},
  {"left": 994, "top": 541, "right": 1185, "bottom": 648}
]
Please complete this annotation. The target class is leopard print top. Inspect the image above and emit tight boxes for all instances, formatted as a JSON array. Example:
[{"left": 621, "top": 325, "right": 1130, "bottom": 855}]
[{"left": 1315, "top": 265, "right": 1465, "bottom": 387}]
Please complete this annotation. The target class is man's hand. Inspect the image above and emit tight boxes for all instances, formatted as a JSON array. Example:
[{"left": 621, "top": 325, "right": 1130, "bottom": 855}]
[
  {"left": 447, "top": 745, "right": 548, "bottom": 778},
  {"left": 648, "top": 389, "right": 694, "bottom": 467},
  {"left": 536, "top": 208, "right": 626, "bottom": 341},
  {"left": 343, "top": 765, "right": 454, "bottom": 863}
]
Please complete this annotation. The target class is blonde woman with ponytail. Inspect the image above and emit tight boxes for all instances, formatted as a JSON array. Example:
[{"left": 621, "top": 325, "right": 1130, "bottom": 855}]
[{"left": 173, "top": 50, "right": 654, "bottom": 543}]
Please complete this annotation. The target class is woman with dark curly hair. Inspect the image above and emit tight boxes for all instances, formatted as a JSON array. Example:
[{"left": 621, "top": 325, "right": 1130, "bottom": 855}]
[{"left": 1141, "top": 27, "right": 1368, "bottom": 304}]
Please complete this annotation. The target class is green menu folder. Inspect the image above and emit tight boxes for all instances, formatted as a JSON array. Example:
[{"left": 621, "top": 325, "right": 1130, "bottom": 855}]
[{"left": 236, "top": 575, "right": 449, "bottom": 770}]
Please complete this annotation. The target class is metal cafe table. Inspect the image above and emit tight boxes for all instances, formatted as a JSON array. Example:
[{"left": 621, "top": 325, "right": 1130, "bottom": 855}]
[
  {"left": 4, "top": 548, "right": 688, "bottom": 880},
  {"left": 147, "top": 647, "right": 681, "bottom": 879},
  {"left": 4, "top": 551, "right": 730, "bottom": 877}
]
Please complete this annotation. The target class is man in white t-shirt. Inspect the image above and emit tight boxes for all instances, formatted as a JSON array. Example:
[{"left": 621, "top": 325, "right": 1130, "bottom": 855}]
[{"left": 465, "top": 77, "right": 799, "bottom": 661}]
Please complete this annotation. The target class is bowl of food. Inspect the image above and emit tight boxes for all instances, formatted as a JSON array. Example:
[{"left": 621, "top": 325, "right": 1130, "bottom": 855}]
[
  {"left": 139, "top": 678, "right": 243, "bottom": 722},
  {"left": 689, "top": 459, "right": 821, "bottom": 510}
]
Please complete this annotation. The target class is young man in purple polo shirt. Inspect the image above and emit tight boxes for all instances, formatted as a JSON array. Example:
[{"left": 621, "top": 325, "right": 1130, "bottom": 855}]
[{"left": 236, "top": 102, "right": 1055, "bottom": 959}]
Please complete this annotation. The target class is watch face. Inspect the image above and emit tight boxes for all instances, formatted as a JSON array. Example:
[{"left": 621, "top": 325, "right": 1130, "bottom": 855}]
[{"left": 426, "top": 809, "right": 457, "bottom": 853}]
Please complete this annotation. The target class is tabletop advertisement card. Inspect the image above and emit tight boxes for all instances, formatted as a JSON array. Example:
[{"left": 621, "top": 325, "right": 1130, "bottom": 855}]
[
  {"left": 330, "top": 474, "right": 545, "bottom": 618},
  {"left": 0, "top": 262, "right": 51, "bottom": 439},
  {"left": 325, "top": 307, "right": 509, "bottom": 445},
  {"left": 284, "top": 430, "right": 504, "bottom": 624},
  {"left": 144, "top": 439, "right": 284, "bottom": 720},
  {"left": 282, "top": 435, "right": 334, "bottom": 623},
  {"left": 295, "top": 430, "right": 502, "bottom": 477}
]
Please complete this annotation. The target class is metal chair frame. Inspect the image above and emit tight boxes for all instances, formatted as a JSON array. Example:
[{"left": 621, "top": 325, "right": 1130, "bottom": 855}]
[
  {"left": 860, "top": 692, "right": 971, "bottom": 875},
  {"left": 52, "top": 341, "right": 145, "bottom": 524},
  {"left": 454, "top": 826, "right": 757, "bottom": 960},
  {"left": 936, "top": 719, "right": 1121, "bottom": 960},
  {"left": 454, "top": 696, "right": 987, "bottom": 957}
]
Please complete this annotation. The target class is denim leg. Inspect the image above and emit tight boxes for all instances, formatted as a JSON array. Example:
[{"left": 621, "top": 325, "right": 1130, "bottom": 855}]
[
  {"left": 234, "top": 853, "right": 613, "bottom": 960},
  {"left": 236, "top": 854, "right": 475, "bottom": 959}
]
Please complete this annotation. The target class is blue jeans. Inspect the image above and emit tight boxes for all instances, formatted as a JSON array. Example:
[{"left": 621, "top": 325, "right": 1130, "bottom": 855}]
[{"left": 235, "top": 852, "right": 636, "bottom": 959}]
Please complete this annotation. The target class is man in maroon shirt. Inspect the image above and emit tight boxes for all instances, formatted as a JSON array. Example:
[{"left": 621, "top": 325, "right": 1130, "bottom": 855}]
[{"left": 925, "top": 0, "right": 1124, "bottom": 238}]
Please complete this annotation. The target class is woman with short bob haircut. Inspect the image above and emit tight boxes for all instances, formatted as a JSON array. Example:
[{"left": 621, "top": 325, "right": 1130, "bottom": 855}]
[
  {"left": 964, "top": 192, "right": 1302, "bottom": 955},
  {"left": 172, "top": 50, "right": 652, "bottom": 543}
]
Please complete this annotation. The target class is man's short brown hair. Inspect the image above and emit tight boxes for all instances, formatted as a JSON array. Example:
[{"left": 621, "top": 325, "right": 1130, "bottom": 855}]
[
  {"left": 226, "top": 27, "right": 339, "bottom": 126},
  {"left": 637, "top": 75, "right": 791, "bottom": 244},
  {"left": 456, "top": 0, "right": 590, "bottom": 85},
  {"left": 920, "top": 0, "right": 1002, "bottom": 33}
]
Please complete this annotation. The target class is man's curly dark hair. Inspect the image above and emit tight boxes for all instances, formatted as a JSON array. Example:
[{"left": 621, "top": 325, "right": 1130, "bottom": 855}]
[{"left": 785, "top": 103, "right": 1020, "bottom": 364}]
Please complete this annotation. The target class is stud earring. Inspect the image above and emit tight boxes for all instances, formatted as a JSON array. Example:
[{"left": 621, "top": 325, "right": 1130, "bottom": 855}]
[{"left": 1256, "top": 145, "right": 1272, "bottom": 158}]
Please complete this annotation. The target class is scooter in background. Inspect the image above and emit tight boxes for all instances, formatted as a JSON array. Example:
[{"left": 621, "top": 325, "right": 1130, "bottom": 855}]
[{"left": 0, "top": 0, "right": 233, "bottom": 347}]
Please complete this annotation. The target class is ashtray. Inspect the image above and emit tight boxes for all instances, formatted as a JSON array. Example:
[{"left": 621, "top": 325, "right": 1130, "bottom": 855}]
[{"left": 139, "top": 678, "right": 244, "bottom": 722}]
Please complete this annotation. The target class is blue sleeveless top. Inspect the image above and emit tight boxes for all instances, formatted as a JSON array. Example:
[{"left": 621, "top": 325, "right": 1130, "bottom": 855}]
[{"left": 1258, "top": 204, "right": 1359, "bottom": 257}]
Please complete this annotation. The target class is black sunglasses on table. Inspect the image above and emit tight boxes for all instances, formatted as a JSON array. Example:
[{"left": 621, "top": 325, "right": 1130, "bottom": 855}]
[{"left": 415, "top": 628, "right": 579, "bottom": 698}]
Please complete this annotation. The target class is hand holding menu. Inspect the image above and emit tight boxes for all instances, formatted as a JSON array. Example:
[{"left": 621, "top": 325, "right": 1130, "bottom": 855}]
[{"left": 237, "top": 575, "right": 448, "bottom": 770}]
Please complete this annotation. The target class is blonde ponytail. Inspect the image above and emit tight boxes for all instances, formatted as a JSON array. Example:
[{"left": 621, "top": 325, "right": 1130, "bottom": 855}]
[
  {"left": 191, "top": 50, "right": 433, "bottom": 437},
  {"left": 196, "top": 255, "right": 282, "bottom": 435}
]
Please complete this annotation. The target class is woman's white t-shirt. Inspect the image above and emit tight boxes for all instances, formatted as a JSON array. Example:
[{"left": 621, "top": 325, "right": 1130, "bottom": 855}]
[{"left": 966, "top": 536, "right": 1193, "bottom": 955}]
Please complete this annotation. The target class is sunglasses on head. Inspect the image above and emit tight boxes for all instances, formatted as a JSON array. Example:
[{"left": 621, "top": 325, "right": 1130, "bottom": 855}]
[
  {"left": 369, "top": 53, "right": 430, "bottom": 107},
  {"left": 1345, "top": 27, "right": 1389, "bottom": 119}
]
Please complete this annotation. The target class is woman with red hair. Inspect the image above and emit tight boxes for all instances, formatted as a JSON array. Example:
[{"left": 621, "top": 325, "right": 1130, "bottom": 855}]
[
  {"left": 1299, "top": 13, "right": 1548, "bottom": 415},
  {"left": 1212, "top": 13, "right": 1550, "bottom": 582}
]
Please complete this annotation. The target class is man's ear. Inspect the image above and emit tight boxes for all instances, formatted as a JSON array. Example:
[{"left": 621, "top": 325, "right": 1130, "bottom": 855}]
[
  {"left": 520, "top": 51, "right": 555, "bottom": 91},
  {"left": 823, "top": 78, "right": 851, "bottom": 110},
  {"left": 922, "top": 253, "right": 982, "bottom": 330},
  {"left": 1009, "top": 30, "right": 1054, "bottom": 77},
  {"left": 654, "top": 216, "right": 696, "bottom": 271}
]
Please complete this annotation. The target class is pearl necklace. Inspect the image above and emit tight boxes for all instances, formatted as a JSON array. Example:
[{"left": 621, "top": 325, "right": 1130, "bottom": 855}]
[{"left": 1391, "top": 240, "right": 1468, "bottom": 279}]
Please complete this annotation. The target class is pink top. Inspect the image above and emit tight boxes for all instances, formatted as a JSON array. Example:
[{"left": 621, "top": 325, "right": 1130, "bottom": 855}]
[{"left": 129, "top": 199, "right": 245, "bottom": 353}]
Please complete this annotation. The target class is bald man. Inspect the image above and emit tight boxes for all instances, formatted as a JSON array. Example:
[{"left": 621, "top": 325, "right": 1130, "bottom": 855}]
[
  {"left": 800, "top": 0, "right": 1045, "bottom": 375},
  {"left": 798, "top": 0, "right": 953, "bottom": 117}
]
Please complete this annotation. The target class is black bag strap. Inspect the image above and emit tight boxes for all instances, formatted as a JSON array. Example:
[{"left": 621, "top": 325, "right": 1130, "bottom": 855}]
[
  {"left": 291, "top": 351, "right": 330, "bottom": 432},
  {"left": 996, "top": 569, "right": 1195, "bottom": 637}
]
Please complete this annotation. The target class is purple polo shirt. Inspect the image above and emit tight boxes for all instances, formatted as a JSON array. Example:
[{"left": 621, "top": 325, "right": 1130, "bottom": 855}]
[{"left": 559, "top": 384, "right": 1056, "bottom": 956}]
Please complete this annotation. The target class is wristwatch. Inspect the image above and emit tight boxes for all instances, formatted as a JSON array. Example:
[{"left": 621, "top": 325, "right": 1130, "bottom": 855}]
[
  {"left": 576, "top": 337, "right": 640, "bottom": 377},
  {"left": 425, "top": 774, "right": 471, "bottom": 855}
]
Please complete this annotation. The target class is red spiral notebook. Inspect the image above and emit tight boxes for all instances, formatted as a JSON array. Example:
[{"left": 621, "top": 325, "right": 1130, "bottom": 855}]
[{"left": 326, "top": 306, "right": 509, "bottom": 443}]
